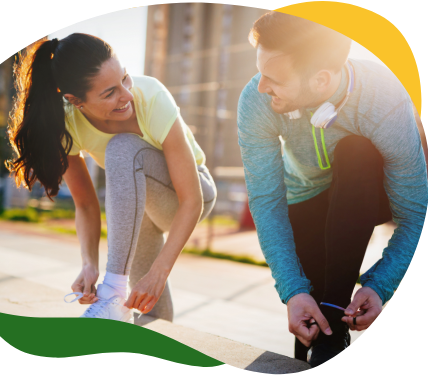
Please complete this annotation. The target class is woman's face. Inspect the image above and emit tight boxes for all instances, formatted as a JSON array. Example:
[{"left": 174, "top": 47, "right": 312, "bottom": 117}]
[{"left": 70, "top": 57, "right": 135, "bottom": 123}]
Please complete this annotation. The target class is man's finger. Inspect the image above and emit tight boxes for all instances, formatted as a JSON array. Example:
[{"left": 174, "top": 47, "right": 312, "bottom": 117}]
[
  {"left": 311, "top": 308, "right": 332, "bottom": 335},
  {"left": 351, "top": 308, "right": 380, "bottom": 327},
  {"left": 345, "top": 292, "right": 368, "bottom": 316},
  {"left": 295, "top": 334, "right": 311, "bottom": 348}
]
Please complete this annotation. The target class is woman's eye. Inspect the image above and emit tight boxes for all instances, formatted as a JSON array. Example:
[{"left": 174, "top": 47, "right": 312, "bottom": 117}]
[
  {"left": 105, "top": 91, "right": 114, "bottom": 98},
  {"left": 123, "top": 74, "right": 129, "bottom": 82}
]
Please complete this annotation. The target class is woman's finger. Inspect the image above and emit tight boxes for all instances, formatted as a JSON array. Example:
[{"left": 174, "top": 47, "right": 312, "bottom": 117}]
[
  {"left": 125, "top": 292, "right": 138, "bottom": 309},
  {"left": 141, "top": 298, "right": 157, "bottom": 314},
  {"left": 138, "top": 296, "right": 153, "bottom": 312}
]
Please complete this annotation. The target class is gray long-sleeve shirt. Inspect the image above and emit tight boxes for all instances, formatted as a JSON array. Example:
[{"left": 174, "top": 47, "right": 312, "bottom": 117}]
[{"left": 237, "top": 59, "right": 428, "bottom": 305}]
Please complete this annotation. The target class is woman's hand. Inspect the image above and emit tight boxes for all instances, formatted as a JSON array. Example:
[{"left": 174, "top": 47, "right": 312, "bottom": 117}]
[
  {"left": 341, "top": 287, "right": 383, "bottom": 331},
  {"left": 125, "top": 267, "right": 169, "bottom": 314},
  {"left": 71, "top": 264, "right": 99, "bottom": 304}
]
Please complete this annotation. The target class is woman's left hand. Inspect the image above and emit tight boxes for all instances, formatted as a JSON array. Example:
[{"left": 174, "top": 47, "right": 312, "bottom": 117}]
[{"left": 125, "top": 268, "right": 169, "bottom": 314}]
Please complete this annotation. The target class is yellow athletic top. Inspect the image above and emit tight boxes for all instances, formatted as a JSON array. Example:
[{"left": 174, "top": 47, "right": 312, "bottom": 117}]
[{"left": 64, "top": 75, "right": 206, "bottom": 169}]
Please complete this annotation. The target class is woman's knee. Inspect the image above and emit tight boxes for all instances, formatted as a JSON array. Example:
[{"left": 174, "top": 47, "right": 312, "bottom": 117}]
[{"left": 105, "top": 134, "right": 144, "bottom": 171}]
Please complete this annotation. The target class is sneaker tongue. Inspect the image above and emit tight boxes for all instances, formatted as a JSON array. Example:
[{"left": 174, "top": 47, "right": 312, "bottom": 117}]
[{"left": 97, "top": 284, "right": 120, "bottom": 300}]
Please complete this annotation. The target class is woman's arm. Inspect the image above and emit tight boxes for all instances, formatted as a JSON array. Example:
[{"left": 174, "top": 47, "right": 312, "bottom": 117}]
[
  {"left": 125, "top": 116, "right": 203, "bottom": 313},
  {"left": 63, "top": 153, "right": 102, "bottom": 304}
]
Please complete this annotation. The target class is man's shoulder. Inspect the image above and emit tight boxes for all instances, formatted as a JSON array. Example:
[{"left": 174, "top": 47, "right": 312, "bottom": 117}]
[
  {"left": 239, "top": 73, "right": 268, "bottom": 108},
  {"left": 352, "top": 59, "right": 408, "bottom": 103},
  {"left": 238, "top": 73, "right": 277, "bottom": 122},
  {"left": 350, "top": 59, "right": 410, "bottom": 122}
]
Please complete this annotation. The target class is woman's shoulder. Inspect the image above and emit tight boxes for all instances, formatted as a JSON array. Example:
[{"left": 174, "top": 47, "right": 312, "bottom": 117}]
[{"left": 131, "top": 75, "right": 171, "bottom": 99}]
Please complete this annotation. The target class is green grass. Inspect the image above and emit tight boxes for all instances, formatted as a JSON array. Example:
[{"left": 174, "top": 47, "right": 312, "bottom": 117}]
[
  {"left": 199, "top": 216, "right": 239, "bottom": 227},
  {"left": 0, "top": 208, "right": 362, "bottom": 282},
  {"left": 182, "top": 247, "right": 268, "bottom": 267},
  {"left": 0, "top": 208, "right": 40, "bottom": 222}
]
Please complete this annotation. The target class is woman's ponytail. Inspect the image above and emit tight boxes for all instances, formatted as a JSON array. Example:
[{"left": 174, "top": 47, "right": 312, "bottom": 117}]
[
  {"left": 7, "top": 38, "right": 72, "bottom": 199},
  {"left": 6, "top": 33, "right": 113, "bottom": 199}
]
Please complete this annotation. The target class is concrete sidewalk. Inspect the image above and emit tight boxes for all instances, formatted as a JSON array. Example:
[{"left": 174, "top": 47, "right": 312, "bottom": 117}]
[{"left": 0, "top": 222, "right": 375, "bottom": 361}]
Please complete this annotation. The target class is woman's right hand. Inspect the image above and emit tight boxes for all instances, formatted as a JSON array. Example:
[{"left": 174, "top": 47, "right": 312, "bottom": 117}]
[{"left": 71, "top": 264, "right": 100, "bottom": 304}]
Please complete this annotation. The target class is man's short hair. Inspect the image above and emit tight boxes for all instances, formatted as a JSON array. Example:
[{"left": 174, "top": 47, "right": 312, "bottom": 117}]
[{"left": 249, "top": 12, "right": 352, "bottom": 75}]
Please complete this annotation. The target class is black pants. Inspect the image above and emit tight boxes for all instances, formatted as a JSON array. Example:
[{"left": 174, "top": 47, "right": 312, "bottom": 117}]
[{"left": 289, "top": 136, "right": 392, "bottom": 359}]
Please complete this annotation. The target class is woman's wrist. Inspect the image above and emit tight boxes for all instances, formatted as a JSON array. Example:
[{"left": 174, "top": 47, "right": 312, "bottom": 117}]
[
  {"left": 150, "top": 259, "right": 172, "bottom": 279},
  {"left": 82, "top": 252, "right": 99, "bottom": 269}
]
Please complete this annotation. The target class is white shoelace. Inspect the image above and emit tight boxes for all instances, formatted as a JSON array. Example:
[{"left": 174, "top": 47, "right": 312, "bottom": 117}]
[{"left": 64, "top": 292, "right": 139, "bottom": 318}]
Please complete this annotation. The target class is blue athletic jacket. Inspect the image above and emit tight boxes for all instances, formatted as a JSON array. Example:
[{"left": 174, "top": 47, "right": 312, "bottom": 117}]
[{"left": 237, "top": 59, "right": 428, "bottom": 305}]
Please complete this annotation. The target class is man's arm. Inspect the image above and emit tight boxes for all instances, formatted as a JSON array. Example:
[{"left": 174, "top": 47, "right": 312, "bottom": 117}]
[
  {"left": 237, "top": 77, "right": 312, "bottom": 304},
  {"left": 360, "top": 97, "right": 428, "bottom": 304}
]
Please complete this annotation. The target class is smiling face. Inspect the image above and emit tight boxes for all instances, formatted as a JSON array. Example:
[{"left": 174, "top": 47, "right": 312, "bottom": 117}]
[
  {"left": 256, "top": 46, "right": 322, "bottom": 114},
  {"left": 65, "top": 57, "right": 134, "bottom": 123}
]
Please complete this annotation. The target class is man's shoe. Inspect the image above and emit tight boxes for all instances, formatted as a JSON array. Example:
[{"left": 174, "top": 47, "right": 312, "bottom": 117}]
[
  {"left": 308, "top": 305, "right": 350, "bottom": 368},
  {"left": 80, "top": 284, "right": 133, "bottom": 323}
]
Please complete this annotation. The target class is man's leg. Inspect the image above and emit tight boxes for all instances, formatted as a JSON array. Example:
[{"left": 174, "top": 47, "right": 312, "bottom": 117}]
[
  {"left": 323, "top": 135, "right": 391, "bottom": 307},
  {"left": 310, "top": 135, "right": 391, "bottom": 367},
  {"left": 288, "top": 189, "right": 330, "bottom": 361}
]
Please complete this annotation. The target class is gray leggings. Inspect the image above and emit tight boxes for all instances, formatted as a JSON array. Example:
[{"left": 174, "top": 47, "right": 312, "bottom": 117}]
[{"left": 104, "top": 133, "right": 216, "bottom": 322}]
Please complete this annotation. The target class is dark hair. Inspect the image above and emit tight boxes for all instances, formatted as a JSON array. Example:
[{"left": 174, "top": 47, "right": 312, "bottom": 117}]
[
  {"left": 249, "top": 12, "right": 352, "bottom": 75},
  {"left": 6, "top": 33, "right": 114, "bottom": 199}
]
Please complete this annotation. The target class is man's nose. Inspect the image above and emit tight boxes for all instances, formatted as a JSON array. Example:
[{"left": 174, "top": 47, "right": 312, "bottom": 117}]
[{"left": 257, "top": 76, "right": 269, "bottom": 94}]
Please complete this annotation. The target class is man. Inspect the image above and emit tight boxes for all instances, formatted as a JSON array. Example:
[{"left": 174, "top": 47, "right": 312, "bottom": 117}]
[{"left": 237, "top": 11, "right": 428, "bottom": 367}]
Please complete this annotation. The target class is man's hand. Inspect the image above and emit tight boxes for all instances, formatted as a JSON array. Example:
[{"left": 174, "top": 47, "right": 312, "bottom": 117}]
[
  {"left": 287, "top": 293, "right": 332, "bottom": 347},
  {"left": 341, "top": 287, "right": 382, "bottom": 331}
]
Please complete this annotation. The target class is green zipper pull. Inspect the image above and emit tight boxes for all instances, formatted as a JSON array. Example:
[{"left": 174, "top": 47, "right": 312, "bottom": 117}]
[{"left": 310, "top": 112, "right": 331, "bottom": 170}]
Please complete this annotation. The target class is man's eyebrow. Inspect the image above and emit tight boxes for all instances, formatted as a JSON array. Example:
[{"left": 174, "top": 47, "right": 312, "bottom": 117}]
[
  {"left": 256, "top": 64, "right": 284, "bottom": 85},
  {"left": 99, "top": 69, "right": 127, "bottom": 97}
]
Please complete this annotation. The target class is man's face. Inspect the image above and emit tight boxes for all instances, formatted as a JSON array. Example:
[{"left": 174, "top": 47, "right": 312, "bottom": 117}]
[{"left": 256, "top": 46, "right": 319, "bottom": 114}]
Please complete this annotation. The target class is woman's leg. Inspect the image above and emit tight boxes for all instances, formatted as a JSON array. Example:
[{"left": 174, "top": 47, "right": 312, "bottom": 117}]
[
  {"left": 131, "top": 164, "right": 216, "bottom": 323},
  {"left": 104, "top": 133, "right": 216, "bottom": 321}
]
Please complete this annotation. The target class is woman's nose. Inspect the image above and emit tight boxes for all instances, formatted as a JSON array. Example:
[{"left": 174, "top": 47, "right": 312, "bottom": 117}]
[{"left": 120, "top": 87, "right": 134, "bottom": 102}]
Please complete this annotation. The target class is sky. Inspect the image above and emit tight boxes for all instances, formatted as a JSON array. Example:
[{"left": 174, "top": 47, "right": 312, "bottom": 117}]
[
  {"left": 49, "top": 6, "right": 385, "bottom": 79},
  {"left": 49, "top": 7, "right": 148, "bottom": 76}
]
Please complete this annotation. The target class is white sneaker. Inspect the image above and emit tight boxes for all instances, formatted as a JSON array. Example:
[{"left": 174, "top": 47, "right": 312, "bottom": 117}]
[{"left": 64, "top": 284, "right": 133, "bottom": 323}]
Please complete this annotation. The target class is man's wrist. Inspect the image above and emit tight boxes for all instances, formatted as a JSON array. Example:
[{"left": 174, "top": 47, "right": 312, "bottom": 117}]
[
  {"left": 285, "top": 290, "right": 311, "bottom": 305},
  {"left": 360, "top": 282, "right": 386, "bottom": 306}
]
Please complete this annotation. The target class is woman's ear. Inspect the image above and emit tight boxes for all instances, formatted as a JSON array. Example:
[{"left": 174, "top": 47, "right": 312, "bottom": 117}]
[{"left": 63, "top": 94, "right": 83, "bottom": 108}]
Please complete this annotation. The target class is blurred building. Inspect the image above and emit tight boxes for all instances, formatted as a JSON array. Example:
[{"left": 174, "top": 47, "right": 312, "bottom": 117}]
[{"left": 144, "top": 4, "right": 267, "bottom": 219}]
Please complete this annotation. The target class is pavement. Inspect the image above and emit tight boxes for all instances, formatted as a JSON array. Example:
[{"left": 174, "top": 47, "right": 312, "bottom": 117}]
[{"left": 0, "top": 220, "right": 394, "bottom": 360}]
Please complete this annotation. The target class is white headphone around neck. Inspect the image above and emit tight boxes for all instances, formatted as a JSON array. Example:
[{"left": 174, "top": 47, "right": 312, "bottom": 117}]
[{"left": 285, "top": 61, "right": 355, "bottom": 129}]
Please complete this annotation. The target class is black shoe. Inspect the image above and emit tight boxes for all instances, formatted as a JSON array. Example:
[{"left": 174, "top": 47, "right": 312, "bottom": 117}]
[{"left": 308, "top": 304, "right": 351, "bottom": 368}]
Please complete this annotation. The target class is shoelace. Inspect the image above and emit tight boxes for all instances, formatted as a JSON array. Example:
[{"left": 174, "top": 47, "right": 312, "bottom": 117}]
[
  {"left": 64, "top": 292, "right": 139, "bottom": 318},
  {"left": 64, "top": 292, "right": 113, "bottom": 318}
]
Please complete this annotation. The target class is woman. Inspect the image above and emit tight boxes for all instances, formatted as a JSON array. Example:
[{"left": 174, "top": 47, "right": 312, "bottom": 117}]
[{"left": 7, "top": 33, "right": 216, "bottom": 323}]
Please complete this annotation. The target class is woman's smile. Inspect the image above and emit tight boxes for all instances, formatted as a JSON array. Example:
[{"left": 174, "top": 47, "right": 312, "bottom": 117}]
[{"left": 113, "top": 102, "right": 131, "bottom": 113}]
